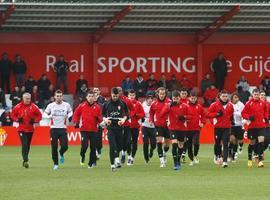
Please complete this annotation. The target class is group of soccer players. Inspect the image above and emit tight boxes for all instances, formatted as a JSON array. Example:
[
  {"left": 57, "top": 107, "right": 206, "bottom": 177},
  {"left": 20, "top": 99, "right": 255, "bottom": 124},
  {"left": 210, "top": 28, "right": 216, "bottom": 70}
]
[{"left": 10, "top": 85, "right": 269, "bottom": 171}]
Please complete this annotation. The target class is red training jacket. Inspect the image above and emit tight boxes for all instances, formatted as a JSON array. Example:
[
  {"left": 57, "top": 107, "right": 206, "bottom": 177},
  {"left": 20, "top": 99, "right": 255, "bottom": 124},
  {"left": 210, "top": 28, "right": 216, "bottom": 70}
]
[
  {"left": 11, "top": 101, "right": 42, "bottom": 132},
  {"left": 149, "top": 97, "right": 171, "bottom": 128},
  {"left": 167, "top": 102, "right": 189, "bottom": 131},
  {"left": 208, "top": 100, "right": 234, "bottom": 128},
  {"left": 73, "top": 102, "right": 102, "bottom": 132},
  {"left": 129, "top": 99, "right": 145, "bottom": 128},
  {"left": 241, "top": 98, "right": 268, "bottom": 129},
  {"left": 187, "top": 102, "right": 206, "bottom": 131}
]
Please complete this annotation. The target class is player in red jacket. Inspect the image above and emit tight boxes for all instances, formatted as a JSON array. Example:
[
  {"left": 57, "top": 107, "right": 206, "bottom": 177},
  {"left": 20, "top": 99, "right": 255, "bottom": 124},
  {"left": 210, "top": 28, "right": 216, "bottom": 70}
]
[
  {"left": 149, "top": 87, "right": 171, "bottom": 167},
  {"left": 259, "top": 90, "right": 270, "bottom": 152},
  {"left": 167, "top": 90, "right": 189, "bottom": 170},
  {"left": 126, "top": 90, "right": 145, "bottom": 165},
  {"left": 179, "top": 87, "right": 189, "bottom": 163},
  {"left": 242, "top": 88, "right": 268, "bottom": 168},
  {"left": 208, "top": 90, "right": 234, "bottom": 168},
  {"left": 117, "top": 87, "right": 134, "bottom": 164},
  {"left": 73, "top": 91, "right": 103, "bottom": 168},
  {"left": 11, "top": 93, "right": 42, "bottom": 168},
  {"left": 186, "top": 91, "right": 206, "bottom": 166}
]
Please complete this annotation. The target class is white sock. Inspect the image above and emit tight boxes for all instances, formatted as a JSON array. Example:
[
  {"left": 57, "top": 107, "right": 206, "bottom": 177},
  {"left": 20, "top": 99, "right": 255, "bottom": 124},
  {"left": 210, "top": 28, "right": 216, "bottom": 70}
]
[{"left": 159, "top": 157, "right": 164, "bottom": 163}]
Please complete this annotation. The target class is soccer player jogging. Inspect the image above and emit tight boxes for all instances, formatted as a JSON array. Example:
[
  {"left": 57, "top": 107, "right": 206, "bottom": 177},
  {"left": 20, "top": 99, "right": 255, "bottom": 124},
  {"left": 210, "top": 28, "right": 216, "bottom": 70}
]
[
  {"left": 44, "top": 90, "right": 73, "bottom": 170},
  {"left": 228, "top": 93, "right": 245, "bottom": 162},
  {"left": 93, "top": 87, "right": 106, "bottom": 159},
  {"left": 208, "top": 90, "right": 234, "bottom": 168},
  {"left": 102, "top": 88, "right": 129, "bottom": 172},
  {"left": 73, "top": 91, "right": 103, "bottom": 168},
  {"left": 179, "top": 88, "right": 189, "bottom": 163},
  {"left": 142, "top": 92, "right": 156, "bottom": 163},
  {"left": 117, "top": 87, "right": 134, "bottom": 164},
  {"left": 11, "top": 93, "right": 42, "bottom": 168},
  {"left": 126, "top": 90, "right": 145, "bottom": 166},
  {"left": 186, "top": 91, "right": 206, "bottom": 166},
  {"left": 167, "top": 90, "right": 189, "bottom": 170},
  {"left": 149, "top": 87, "right": 171, "bottom": 168},
  {"left": 242, "top": 88, "right": 268, "bottom": 168},
  {"left": 259, "top": 90, "right": 270, "bottom": 152}
]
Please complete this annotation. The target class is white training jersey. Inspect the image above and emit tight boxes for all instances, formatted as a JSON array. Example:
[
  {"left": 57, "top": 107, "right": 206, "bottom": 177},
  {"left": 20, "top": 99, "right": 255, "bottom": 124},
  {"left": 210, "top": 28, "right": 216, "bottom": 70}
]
[
  {"left": 142, "top": 101, "right": 155, "bottom": 128},
  {"left": 232, "top": 101, "right": 245, "bottom": 127},
  {"left": 44, "top": 101, "right": 73, "bottom": 129}
]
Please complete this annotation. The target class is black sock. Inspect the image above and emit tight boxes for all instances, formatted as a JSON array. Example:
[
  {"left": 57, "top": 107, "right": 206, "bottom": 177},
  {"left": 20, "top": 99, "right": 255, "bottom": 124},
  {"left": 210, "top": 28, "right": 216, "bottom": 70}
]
[
  {"left": 178, "top": 147, "right": 184, "bottom": 165},
  {"left": 248, "top": 144, "right": 254, "bottom": 160},
  {"left": 164, "top": 145, "right": 169, "bottom": 153},
  {"left": 172, "top": 143, "right": 178, "bottom": 166},
  {"left": 157, "top": 143, "right": 163, "bottom": 158},
  {"left": 258, "top": 142, "right": 264, "bottom": 161},
  {"left": 194, "top": 144, "right": 200, "bottom": 157},
  {"left": 228, "top": 142, "right": 233, "bottom": 157},
  {"left": 214, "top": 144, "right": 221, "bottom": 157},
  {"left": 232, "top": 144, "right": 238, "bottom": 159}
]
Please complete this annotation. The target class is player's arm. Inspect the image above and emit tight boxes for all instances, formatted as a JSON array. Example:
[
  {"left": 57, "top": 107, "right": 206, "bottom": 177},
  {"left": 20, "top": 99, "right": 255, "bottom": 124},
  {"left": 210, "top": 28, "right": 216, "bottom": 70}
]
[
  {"left": 43, "top": 104, "right": 52, "bottom": 118},
  {"left": 96, "top": 106, "right": 103, "bottom": 123},
  {"left": 241, "top": 102, "right": 251, "bottom": 120},
  {"left": 135, "top": 103, "right": 145, "bottom": 119},
  {"left": 11, "top": 105, "right": 20, "bottom": 122},
  {"left": 208, "top": 103, "right": 219, "bottom": 118},
  {"left": 149, "top": 103, "right": 155, "bottom": 125},
  {"left": 33, "top": 106, "right": 42, "bottom": 123}
]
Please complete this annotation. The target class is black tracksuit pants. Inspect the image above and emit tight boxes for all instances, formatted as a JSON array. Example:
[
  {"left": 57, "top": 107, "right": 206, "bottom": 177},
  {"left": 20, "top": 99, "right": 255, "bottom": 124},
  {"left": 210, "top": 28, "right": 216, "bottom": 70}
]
[
  {"left": 18, "top": 132, "right": 33, "bottom": 162},
  {"left": 50, "top": 128, "right": 68, "bottom": 165},
  {"left": 80, "top": 131, "right": 97, "bottom": 165}
]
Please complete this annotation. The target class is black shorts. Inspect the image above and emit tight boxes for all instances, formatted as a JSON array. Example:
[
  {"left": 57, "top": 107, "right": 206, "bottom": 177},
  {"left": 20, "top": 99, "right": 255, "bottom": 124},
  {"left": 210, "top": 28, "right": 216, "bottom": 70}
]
[
  {"left": 170, "top": 130, "right": 186, "bottom": 142},
  {"left": 155, "top": 126, "right": 170, "bottom": 139},
  {"left": 247, "top": 128, "right": 265, "bottom": 140},
  {"left": 231, "top": 126, "right": 244, "bottom": 140}
]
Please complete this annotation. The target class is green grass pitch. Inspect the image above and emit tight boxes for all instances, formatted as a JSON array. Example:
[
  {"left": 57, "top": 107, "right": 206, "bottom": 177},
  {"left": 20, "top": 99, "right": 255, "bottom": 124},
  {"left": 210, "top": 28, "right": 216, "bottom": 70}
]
[{"left": 0, "top": 145, "right": 269, "bottom": 200}]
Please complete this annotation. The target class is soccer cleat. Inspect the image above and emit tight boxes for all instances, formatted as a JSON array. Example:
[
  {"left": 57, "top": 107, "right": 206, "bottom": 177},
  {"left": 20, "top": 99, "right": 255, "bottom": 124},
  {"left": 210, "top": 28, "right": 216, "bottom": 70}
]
[
  {"left": 214, "top": 156, "right": 219, "bottom": 165},
  {"left": 181, "top": 156, "right": 186, "bottom": 164},
  {"left": 227, "top": 157, "right": 232, "bottom": 163},
  {"left": 235, "top": 152, "right": 238, "bottom": 159},
  {"left": 173, "top": 164, "right": 181, "bottom": 171},
  {"left": 127, "top": 157, "right": 132, "bottom": 166},
  {"left": 115, "top": 158, "right": 121, "bottom": 168},
  {"left": 247, "top": 160, "right": 253, "bottom": 167},
  {"left": 257, "top": 161, "right": 264, "bottom": 168},
  {"left": 88, "top": 165, "right": 93, "bottom": 169},
  {"left": 145, "top": 159, "right": 149, "bottom": 164},
  {"left": 189, "top": 161, "right": 194, "bottom": 166},
  {"left": 92, "top": 162, "right": 97, "bottom": 167},
  {"left": 53, "top": 165, "right": 59, "bottom": 170},
  {"left": 23, "top": 161, "right": 29, "bottom": 169},
  {"left": 60, "top": 155, "right": 65, "bottom": 164},
  {"left": 111, "top": 165, "right": 116, "bottom": 172},
  {"left": 121, "top": 152, "right": 126, "bottom": 164},
  {"left": 222, "top": 162, "right": 228, "bottom": 168},
  {"left": 80, "top": 157, "right": 85, "bottom": 166},
  {"left": 194, "top": 157, "right": 199, "bottom": 164},
  {"left": 159, "top": 157, "right": 165, "bottom": 168}
]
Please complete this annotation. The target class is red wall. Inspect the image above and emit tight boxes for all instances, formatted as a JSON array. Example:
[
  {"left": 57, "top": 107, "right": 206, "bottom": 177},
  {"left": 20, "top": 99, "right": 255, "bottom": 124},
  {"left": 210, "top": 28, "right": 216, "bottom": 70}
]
[{"left": 0, "top": 32, "right": 270, "bottom": 93}]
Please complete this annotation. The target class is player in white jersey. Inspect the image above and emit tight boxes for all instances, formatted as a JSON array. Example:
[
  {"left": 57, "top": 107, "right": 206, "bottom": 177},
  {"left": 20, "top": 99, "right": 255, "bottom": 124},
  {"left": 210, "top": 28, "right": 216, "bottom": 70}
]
[
  {"left": 44, "top": 90, "right": 73, "bottom": 170},
  {"left": 141, "top": 92, "right": 156, "bottom": 163},
  {"left": 228, "top": 93, "right": 245, "bottom": 162}
]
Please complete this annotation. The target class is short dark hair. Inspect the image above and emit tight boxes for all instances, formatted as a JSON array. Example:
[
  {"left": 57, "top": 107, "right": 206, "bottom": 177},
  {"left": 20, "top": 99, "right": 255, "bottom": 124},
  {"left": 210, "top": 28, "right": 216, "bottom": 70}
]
[
  {"left": 252, "top": 88, "right": 260, "bottom": 94},
  {"left": 172, "top": 90, "right": 180, "bottom": 97},
  {"left": 259, "top": 90, "right": 266, "bottom": 94},
  {"left": 128, "top": 89, "right": 135, "bottom": 94},
  {"left": 220, "top": 90, "right": 228, "bottom": 94},
  {"left": 54, "top": 89, "right": 63, "bottom": 95},
  {"left": 111, "top": 87, "right": 119, "bottom": 95},
  {"left": 190, "top": 91, "right": 197, "bottom": 97},
  {"left": 180, "top": 87, "right": 188, "bottom": 92},
  {"left": 86, "top": 91, "right": 94, "bottom": 96}
]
